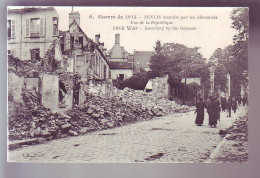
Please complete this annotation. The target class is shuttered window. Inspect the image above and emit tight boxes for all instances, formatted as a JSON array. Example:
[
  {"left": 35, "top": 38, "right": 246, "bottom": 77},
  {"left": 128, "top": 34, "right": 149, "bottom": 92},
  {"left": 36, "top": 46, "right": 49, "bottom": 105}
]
[
  {"left": 7, "top": 20, "right": 15, "bottom": 38},
  {"left": 25, "top": 18, "right": 45, "bottom": 37},
  {"left": 11, "top": 20, "right": 16, "bottom": 38},
  {"left": 40, "top": 18, "right": 44, "bottom": 36},
  {"left": 7, "top": 20, "right": 11, "bottom": 38},
  {"left": 25, "top": 19, "right": 30, "bottom": 37}
]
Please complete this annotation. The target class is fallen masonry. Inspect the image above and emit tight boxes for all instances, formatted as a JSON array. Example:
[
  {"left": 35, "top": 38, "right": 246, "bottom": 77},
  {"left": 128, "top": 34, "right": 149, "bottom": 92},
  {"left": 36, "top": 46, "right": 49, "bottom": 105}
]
[{"left": 8, "top": 87, "right": 190, "bottom": 149}]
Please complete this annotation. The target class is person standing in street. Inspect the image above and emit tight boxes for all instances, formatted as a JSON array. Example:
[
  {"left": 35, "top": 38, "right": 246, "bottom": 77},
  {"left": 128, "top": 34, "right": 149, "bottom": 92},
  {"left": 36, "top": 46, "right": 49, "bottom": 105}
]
[
  {"left": 215, "top": 96, "right": 221, "bottom": 123},
  {"left": 220, "top": 96, "right": 227, "bottom": 112},
  {"left": 195, "top": 98, "right": 205, "bottom": 126},
  {"left": 232, "top": 98, "right": 238, "bottom": 113},
  {"left": 226, "top": 97, "right": 232, "bottom": 117},
  {"left": 205, "top": 97, "right": 211, "bottom": 122},
  {"left": 207, "top": 96, "right": 219, "bottom": 128},
  {"left": 237, "top": 96, "right": 242, "bottom": 106}
]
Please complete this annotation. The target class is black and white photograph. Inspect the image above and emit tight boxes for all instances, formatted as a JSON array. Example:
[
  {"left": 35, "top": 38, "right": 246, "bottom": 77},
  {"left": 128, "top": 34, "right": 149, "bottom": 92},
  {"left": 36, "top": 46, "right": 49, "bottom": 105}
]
[{"left": 7, "top": 6, "right": 249, "bottom": 163}]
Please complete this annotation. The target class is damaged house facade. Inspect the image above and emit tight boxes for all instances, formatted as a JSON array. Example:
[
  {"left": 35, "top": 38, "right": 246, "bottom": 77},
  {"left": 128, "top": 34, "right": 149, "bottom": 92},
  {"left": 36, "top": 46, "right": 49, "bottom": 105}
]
[
  {"left": 7, "top": 7, "right": 59, "bottom": 61},
  {"left": 8, "top": 7, "right": 111, "bottom": 114},
  {"left": 59, "top": 10, "right": 110, "bottom": 85}
]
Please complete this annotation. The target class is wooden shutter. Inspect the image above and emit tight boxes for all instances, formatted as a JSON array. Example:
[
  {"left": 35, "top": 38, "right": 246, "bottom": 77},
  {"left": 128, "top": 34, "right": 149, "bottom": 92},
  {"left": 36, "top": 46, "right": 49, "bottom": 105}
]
[
  {"left": 40, "top": 18, "right": 45, "bottom": 36},
  {"left": 11, "top": 20, "right": 15, "bottom": 38},
  {"left": 25, "top": 18, "right": 30, "bottom": 37}
]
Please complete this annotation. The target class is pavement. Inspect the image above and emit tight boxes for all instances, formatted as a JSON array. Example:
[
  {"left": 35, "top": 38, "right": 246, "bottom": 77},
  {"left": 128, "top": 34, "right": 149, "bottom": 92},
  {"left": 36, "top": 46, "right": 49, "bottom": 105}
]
[{"left": 8, "top": 105, "right": 247, "bottom": 163}]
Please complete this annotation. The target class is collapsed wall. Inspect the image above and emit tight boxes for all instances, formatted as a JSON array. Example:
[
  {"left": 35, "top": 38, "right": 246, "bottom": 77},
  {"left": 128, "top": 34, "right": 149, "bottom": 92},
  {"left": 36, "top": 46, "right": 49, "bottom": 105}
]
[
  {"left": 145, "top": 75, "right": 170, "bottom": 99},
  {"left": 8, "top": 69, "right": 189, "bottom": 143},
  {"left": 8, "top": 83, "right": 189, "bottom": 142}
]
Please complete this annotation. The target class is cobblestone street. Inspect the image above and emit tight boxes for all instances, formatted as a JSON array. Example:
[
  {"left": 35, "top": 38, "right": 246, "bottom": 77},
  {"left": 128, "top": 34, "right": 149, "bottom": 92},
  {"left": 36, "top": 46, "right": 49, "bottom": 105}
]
[{"left": 8, "top": 106, "right": 247, "bottom": 163}]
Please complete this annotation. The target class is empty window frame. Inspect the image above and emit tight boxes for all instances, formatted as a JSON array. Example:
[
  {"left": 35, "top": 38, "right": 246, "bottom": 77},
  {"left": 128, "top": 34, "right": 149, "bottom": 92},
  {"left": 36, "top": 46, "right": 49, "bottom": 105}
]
[
  {"left": 31, "top": 48, "right": 40, "bottom": 60},
  {"left": 53, "top": 17, "right": 58, "bottom": 36}
]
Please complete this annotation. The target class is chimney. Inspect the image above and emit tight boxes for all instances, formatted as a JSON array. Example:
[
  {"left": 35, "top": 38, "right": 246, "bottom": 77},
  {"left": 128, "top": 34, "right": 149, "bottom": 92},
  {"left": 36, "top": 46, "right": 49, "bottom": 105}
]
[
  {"left": 115, "top": 34, "right": 120, "bottom": 44},
  {"left": 99, "top": 42, "right": 104, "bottom": 51},
  {"left": 95, "top": 34, "right": 100, "bottom": 44},
  {"left": 103, "top": 48, "right": 107, "bottom": 54},
  {"left": 69, "top": 11, "right": 80, "bottom": 27}
]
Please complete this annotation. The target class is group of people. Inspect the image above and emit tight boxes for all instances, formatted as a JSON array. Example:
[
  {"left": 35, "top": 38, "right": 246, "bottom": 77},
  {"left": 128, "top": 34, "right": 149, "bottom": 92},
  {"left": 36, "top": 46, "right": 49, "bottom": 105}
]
[{"left": 194, "top": 95, "right": 247, "bottom": 128}]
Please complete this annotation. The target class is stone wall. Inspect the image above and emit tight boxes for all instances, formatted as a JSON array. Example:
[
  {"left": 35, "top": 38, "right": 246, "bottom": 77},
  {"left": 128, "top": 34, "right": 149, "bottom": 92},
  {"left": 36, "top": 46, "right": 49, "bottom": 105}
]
[
  {"left": 24, "top": 77, "right": 39, "bottom": 92},
  {"left": 8, "top": 72, "right": 24, "bottom": 103},
  {"left": 145, "top": 75, "right": 170, "bottom": 99},
  {"left": 41, "top": 73, "right": 59, "bottom": 112}
]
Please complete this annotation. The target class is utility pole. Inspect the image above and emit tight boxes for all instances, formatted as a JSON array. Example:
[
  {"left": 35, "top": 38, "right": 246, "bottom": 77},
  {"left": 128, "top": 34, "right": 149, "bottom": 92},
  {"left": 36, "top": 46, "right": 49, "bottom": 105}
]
[{"left": 183, "top": 57, "right": 188, "bottom": 105}]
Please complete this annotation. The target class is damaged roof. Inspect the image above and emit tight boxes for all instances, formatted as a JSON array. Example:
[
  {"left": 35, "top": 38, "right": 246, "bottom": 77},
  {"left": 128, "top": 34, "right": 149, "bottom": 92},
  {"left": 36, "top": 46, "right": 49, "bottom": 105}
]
[
  {"left": 69, "top": 19, "right": 110, "bottom": 67},
  {"left": 110, "top": 62, "right": 133, "bottom": 69},
  {"left": 8, "top": 7, "right": 55, "bottom": 14},
  {"left": 133, "top": 51, "right": 153, "bottom": 69}
]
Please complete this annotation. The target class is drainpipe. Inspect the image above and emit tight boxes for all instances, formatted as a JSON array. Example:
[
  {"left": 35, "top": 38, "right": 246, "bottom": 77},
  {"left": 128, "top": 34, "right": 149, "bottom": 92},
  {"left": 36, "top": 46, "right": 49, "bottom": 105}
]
[{"left": 20, "top": 12, "right": 22, "bottom": 60}]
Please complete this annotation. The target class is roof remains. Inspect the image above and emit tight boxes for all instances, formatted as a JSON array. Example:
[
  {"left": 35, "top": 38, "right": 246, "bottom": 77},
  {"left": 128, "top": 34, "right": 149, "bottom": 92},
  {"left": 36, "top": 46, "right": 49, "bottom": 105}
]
[
  {"left": 133, "top": 51, "right": 153, "bottom": 69},
  {"left": 8, "top": 7, "right": 55, "bottom": 13}
]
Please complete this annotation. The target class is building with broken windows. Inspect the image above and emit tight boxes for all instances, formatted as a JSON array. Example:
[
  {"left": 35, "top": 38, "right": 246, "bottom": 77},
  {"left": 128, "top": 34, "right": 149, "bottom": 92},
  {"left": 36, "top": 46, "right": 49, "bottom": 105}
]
[
  {"left": 59, "top": 10, "right": 110, "bottom": 85},
  {"left": 7, "top": 7, "right": 59, "bottom": 61},
  {"left": 8, "top": 7, "right": 112, "bottom": 114},
  {"left": 107, "top": 34, "right": 133, "bottom": 81}
]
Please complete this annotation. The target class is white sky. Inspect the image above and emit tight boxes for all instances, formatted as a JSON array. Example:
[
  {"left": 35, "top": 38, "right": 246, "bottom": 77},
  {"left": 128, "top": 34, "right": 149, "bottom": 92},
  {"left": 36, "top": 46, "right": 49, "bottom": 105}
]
[{"left": 10, "top": 6, "right": 238, "bottom": 59}]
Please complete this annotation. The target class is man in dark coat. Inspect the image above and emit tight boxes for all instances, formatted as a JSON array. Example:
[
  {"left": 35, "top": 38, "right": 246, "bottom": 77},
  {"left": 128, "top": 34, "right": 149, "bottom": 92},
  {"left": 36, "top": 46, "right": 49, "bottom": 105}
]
[
  {"left": 237, "top": 96, "right": 242, "bottom": 106},
  {"left": 226, "top": 97, "right": 232, "bottom": 117},
  {"left": 232, "top": 98, "right": 238, "bottom": 113},
  {"left": 220, "top": 96, "right": 227, "bottom": 112},
  {"left": 215, "top": 97, "right": 221, "bottom": 122},
  {"left": 207, "top": 96, "right": 220, "bottom": 128},
  {"left": 195, "top": 98, "right": 205, "bottom": 126},
  {"left": 59, "top": 80, "right": 67, "bottom": 106}
]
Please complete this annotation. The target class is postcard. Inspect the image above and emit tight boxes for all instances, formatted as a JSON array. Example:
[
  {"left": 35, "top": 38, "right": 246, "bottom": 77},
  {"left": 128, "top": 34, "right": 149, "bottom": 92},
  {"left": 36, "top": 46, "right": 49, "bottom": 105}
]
[{"left": 7, "top": 6, "right": 248, "bottom": 163}]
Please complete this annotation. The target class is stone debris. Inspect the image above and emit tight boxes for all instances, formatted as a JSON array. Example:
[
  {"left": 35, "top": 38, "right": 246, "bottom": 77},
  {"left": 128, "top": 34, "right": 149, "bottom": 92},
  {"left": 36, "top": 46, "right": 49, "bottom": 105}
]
[
  {"left": 117, "top": 87, "right": 189, "bottom": 115},
  {"left": 8, "top": 86, "right": 190, "bottom": 143},
  {"left": 213, "top": 109, "right": 248, "bottom": 162}
]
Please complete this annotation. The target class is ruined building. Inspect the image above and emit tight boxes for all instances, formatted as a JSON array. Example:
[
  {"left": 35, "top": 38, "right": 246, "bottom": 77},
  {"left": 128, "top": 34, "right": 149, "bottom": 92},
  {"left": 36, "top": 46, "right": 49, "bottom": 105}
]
[
  {"left": 107, "top": 34, "right": 133, "bottom": 81},
  {"left": 8, "top": 7, "right": 112, "bottom": 114},
  {"left": 59, "top": 10, "right": 110, "bottom": 85}
]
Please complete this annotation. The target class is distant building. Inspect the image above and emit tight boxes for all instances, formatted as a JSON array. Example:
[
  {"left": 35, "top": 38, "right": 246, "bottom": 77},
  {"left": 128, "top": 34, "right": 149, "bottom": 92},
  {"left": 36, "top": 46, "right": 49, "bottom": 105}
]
[
  {"left": 109, "top": 61, "right": 133, "bottom": 81},
  {"left": 133, "top": 51, "right": 153, "bottom": 74},
  {"left": 7, "top": 7, "right": 59, "bottom": 61},
  {"left": 107, "top": 34, "right": 133, "bottom": 81}
]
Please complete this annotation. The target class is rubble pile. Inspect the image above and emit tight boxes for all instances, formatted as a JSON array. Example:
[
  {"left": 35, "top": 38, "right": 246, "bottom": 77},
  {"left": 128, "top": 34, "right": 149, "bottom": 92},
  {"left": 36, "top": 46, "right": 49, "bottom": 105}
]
[
  {"left": 8, "top": 91, "right": 65, "bottom": 140},
  {"left": 225, "top": 111, "right": 248, "bottom": 142},
  {"left": 8, "top": 87, "right": 189, "bottom": 141},
  {"left": 215, "top": 110, "right": 248, "bottom": 162},
  {"left": 117, "top": 87, "right": 189, "bottom": 116},
  {"left": 66, "top": 95, "right": 153, "bottom": 132},
  {"left": 8, "top": 90, "right": 153, "bottom": 141}
]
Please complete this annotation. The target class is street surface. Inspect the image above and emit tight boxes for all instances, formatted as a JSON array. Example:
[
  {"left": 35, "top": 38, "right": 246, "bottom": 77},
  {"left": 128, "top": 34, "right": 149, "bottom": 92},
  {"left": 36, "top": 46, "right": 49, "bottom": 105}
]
[{"left": 8, "top": 106, "right": 247, "bottom": 163}]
